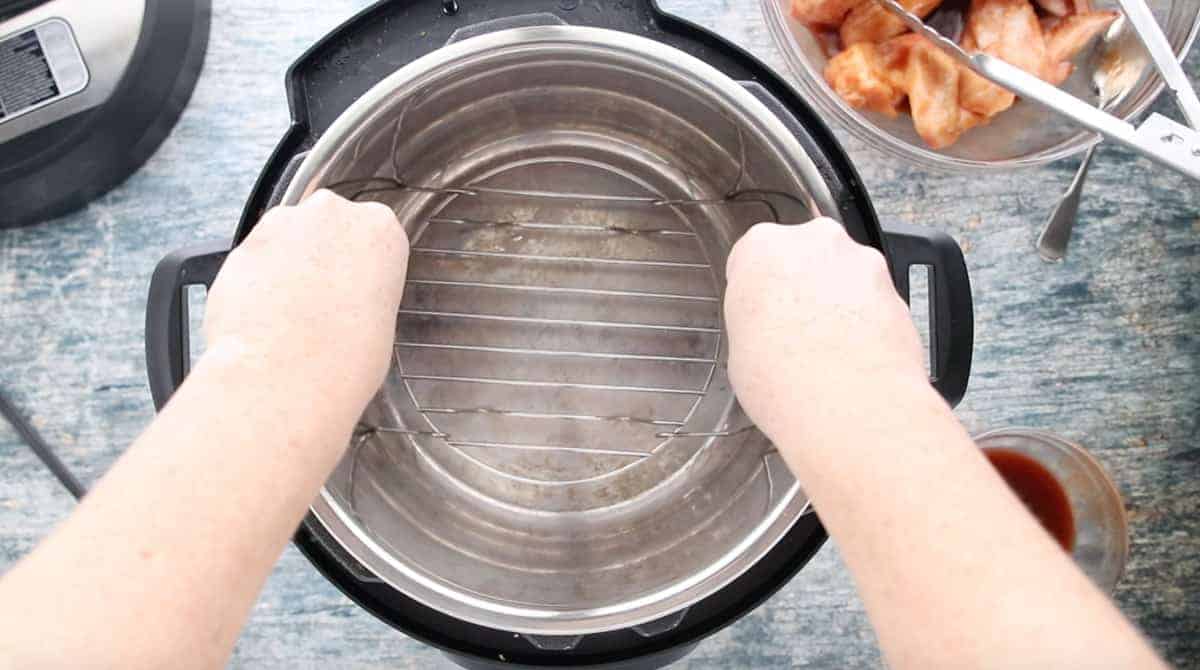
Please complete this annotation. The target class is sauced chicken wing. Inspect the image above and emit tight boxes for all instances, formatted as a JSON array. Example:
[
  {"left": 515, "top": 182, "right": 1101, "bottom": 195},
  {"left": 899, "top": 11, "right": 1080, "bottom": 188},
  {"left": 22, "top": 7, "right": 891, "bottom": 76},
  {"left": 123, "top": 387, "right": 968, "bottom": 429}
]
[
  {"left": 958, "top": 33, "right": 1017, "bottom": 117},
  {"left": 892, "top": 35, "right": 986, "bottom": 148},
  {"left": 792, "top": 0, "right": 866, "bottom": 28},
  {"left": 960, "top": 0, "right": 1112, "bottom": 81},
  {"left": 1037, "top": 10, "right": 1118, "bottom": 83},
  {"left": 826, "top": 34, "right": 983, "bottom": 148},
  {"left": 1046, "top": 11, "right": 1119, "bottom": 65},
  {"left": 965, "top": 0, "right": 1049, "bottom": 75},
  {"left": 825, "top": 42, "right": 907, "bottom": 117},
  {"left": 840, "top": 0, "right": 943, "bottom": 47},
  {"left": 958, "top": 0, "right": 1048, "bottom": 116}
]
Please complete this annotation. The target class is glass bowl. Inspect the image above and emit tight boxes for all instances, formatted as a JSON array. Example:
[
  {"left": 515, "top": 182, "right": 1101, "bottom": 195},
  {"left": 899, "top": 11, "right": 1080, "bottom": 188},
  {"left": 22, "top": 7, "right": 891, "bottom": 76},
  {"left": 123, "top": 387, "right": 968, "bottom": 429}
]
[
  {"left": 975, "top": 428, "right": 1130, "bottom": 592},
  {"left": 761, "top": 0, "right": 1200, "bottom": 171}
]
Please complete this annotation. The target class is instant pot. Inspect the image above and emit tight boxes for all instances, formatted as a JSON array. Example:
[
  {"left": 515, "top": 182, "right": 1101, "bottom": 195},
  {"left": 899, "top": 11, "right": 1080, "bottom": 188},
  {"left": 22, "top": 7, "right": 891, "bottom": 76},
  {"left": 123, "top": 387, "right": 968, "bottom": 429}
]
[
  {"left": 144, "top": 1, "right": 975, "bottom": 667},
  {"left": 0, "top": 0, "right": 210, "bottom": 227}
]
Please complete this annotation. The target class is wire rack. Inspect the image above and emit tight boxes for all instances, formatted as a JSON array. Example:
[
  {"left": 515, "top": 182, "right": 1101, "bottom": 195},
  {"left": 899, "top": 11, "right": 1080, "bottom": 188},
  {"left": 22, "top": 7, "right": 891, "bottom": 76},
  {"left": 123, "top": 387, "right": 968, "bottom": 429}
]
[{"left": 325, "top": 105, "right": 797, "bottom": 495}]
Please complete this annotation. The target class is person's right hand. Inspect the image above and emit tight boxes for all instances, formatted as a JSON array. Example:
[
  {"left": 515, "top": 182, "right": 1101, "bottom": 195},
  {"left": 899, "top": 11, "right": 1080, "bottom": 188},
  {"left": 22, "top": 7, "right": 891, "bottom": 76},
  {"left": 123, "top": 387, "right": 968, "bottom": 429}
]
[{"left": 723, "top": 218, "right": 929, "bottom": 443}]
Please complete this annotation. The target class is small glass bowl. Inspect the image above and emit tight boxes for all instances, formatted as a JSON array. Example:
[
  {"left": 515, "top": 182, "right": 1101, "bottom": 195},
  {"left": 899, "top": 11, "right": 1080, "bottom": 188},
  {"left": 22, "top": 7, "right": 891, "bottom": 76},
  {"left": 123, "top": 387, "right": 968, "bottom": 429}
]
[
  {"left": 975, "top": 428, "right": 1129, "bottom": 592},
  {"left": 760, "top": 0, "right": 1200, "bottom": 171}
]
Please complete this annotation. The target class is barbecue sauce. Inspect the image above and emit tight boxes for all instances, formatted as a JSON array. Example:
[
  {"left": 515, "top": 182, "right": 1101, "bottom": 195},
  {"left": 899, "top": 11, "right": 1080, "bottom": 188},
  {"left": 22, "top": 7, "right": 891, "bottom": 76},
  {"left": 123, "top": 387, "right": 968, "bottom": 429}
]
[{"left": 985, "top": 448, "right": 1076, "bottom": 551}]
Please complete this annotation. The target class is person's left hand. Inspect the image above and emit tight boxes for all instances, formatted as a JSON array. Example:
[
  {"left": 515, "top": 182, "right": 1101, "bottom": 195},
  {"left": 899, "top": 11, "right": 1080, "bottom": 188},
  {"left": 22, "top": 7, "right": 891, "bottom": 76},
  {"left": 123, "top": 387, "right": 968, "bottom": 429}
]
[{"left": 202, "top": 189, "right": 410, "bottom": 414}]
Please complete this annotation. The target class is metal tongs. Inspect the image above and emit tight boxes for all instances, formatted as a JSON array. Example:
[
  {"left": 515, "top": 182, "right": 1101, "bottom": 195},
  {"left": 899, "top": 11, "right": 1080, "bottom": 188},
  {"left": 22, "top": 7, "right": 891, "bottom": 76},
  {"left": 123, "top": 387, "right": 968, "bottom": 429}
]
[{"left": 875, "top": 0, "right": 1200, "bottom": 180}]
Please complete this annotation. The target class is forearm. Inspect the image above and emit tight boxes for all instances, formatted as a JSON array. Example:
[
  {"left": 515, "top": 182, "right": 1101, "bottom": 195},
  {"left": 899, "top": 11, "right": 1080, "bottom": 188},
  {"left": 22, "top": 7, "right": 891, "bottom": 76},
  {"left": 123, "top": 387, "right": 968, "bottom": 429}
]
[
  {"left": 0, "top": 343, "right": 360, "bottom": 669},
  {"left": 773, "top": 375, "right": 1165, "bottom": 669}
]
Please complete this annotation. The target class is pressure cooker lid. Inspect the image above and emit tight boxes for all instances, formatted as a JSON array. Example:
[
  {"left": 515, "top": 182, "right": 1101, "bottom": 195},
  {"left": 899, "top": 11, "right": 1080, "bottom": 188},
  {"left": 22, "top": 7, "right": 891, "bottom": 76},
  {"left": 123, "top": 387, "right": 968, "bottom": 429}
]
[
  {"left": 0, "top": 0, "right": 210, "bottom": 227},
  {"left": 275, "top": 23, "right": 855, "bottom": 637}
]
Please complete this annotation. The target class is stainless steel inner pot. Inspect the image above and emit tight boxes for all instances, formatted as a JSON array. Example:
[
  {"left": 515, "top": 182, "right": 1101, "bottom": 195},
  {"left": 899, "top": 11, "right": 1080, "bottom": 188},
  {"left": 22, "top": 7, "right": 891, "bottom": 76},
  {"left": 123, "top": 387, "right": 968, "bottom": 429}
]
[{"left": 280, "top": 25, "right": 836, "bottom": 636}]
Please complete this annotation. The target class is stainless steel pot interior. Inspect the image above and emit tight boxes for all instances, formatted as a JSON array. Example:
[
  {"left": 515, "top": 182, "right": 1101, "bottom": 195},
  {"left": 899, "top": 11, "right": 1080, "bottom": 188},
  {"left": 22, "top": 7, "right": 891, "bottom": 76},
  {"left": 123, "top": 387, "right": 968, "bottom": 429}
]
[{"left": 282, "top": 26, "right": 834, "bottom": 636}]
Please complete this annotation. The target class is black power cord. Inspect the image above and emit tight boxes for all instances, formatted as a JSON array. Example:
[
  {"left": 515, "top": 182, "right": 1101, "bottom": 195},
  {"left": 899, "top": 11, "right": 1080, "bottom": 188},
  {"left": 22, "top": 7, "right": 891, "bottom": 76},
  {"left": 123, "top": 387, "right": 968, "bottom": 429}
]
[{"left": 0, "top": 385, "right": 86, "bottom": 500}]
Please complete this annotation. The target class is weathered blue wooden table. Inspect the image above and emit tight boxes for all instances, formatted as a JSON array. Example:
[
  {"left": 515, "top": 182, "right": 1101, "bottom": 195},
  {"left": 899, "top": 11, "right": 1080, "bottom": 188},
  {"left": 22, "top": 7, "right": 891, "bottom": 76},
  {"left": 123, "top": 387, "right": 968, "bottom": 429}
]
[{"left": 2, "top": 1, "right": 1197, "bottom": 667}]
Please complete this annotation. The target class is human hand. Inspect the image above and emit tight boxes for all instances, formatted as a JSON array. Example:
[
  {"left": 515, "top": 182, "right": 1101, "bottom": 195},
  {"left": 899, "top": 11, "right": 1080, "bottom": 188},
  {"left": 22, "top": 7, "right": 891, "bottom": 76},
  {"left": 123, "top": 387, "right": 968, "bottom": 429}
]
[
  {"left": 724, "top": 218, "right": 927, "bottom": 443},
  {"left": 203, "top": 190, "right": 409, "bottom": 414}
]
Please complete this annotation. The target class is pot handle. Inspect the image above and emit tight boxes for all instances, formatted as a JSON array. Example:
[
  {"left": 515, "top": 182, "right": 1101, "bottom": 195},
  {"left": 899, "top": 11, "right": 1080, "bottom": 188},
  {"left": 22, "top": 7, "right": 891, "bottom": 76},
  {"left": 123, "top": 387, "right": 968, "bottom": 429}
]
[
  {"left": 147, "top": 153, "right": 306, "bottom": 410},
  {"left": 145, "top": 240, "right": 230, "bottom": 410},
  {"left": 881, "top": 223, "right": 974, "bottom": 407}
]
